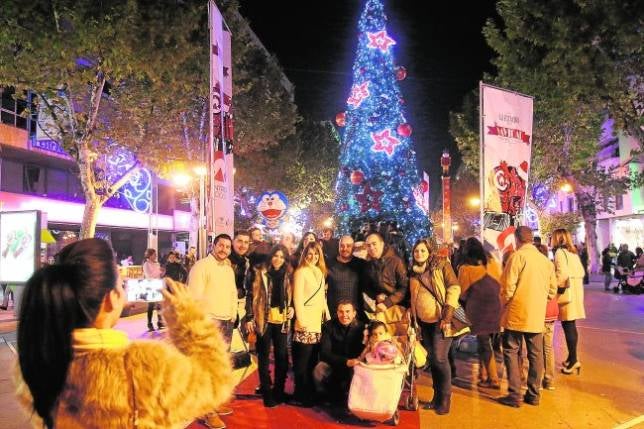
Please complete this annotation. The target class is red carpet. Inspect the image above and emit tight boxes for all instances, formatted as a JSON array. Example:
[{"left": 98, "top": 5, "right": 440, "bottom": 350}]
[{"left": 186, "top": 369, "right": 420, "bottom": 429}]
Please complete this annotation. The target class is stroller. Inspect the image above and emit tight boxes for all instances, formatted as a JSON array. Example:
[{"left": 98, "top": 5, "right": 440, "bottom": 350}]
[
  {"left": 614, "top": 266, "right": 644, "bottom": 294},
  {"left": 348, "top": 308, "right": 420, "bottom": 425}
]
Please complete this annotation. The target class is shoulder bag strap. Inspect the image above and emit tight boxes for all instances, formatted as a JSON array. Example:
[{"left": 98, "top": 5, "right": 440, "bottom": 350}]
[
  {"left": 418, "top": 270, "right": 446, "bottom": 308},
  {"left": 303, "top": 276, "right": 324, "bottom": 306}
]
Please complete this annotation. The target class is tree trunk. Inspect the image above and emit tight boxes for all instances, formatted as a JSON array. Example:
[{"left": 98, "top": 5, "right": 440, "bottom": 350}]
[
  {"left": 80, "top": 198, "right": 100, "bottom": 239},
  {"left": 577, "top": 192, "right": 599, "bottom": 274}
]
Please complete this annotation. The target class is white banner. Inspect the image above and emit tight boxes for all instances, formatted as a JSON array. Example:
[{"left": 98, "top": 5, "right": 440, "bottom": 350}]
[
  {"left": 208, "top": 0, "right": 234, "bottom": 236},
  {"left": 480, "top": 83, "right": 533, "bottom": 257}
]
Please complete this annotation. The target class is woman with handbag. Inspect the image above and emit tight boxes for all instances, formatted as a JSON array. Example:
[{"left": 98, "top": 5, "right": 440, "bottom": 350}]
[
  {"left": 551, "top": 229, "right": 586, "bottom": 375},
  {"left": 244, "top": 245, "right": 294, "bottom": 407},
  {"left": 457, "top": 237, "right": 503, "bottom": 390},
  {"left": 292, "top": 241, "right": 330, "bottom": 407},
  {"left": 409, "top": 239, "right": 463, "bottom": 415}
]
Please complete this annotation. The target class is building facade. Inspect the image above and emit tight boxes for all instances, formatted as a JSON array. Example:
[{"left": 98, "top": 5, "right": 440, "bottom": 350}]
[{"left": 0, "top": 87, "right": 192, "bottom": 264}]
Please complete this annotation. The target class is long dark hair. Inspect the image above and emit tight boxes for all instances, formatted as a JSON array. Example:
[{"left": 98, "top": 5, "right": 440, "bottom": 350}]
[
  {"left": 462, "top": 237, "right": 488, "bottom": 266},
  {"left": 267, "top": 244, "right": 293, "bottom": 275},
  {"left": 18, "top": 239, "right": 117, "bottom": 429}
]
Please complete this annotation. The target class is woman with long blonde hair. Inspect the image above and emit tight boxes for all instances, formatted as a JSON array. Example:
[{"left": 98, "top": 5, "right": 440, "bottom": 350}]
[
  {"left": 291, "top": 241, "right": 330, "bottom": 407},
  {"left": 551, "top": 229, "right": 586, "bottom": 375}
]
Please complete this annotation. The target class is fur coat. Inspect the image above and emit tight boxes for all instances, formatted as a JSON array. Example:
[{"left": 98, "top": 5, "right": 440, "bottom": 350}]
[{"left": 16, "top": 298, "right": 235, "bottom": 429}]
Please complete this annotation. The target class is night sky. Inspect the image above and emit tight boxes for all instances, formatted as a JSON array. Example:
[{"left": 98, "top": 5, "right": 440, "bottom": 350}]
[{"left": 238, "top": 0, "right": 497, "bottom": 201}]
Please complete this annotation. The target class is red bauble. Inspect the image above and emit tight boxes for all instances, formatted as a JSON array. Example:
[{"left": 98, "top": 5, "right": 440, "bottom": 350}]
[
  {"left": 395, "top": 66, "right": 407, "bottom": 80},
  {"left": 350, "top": 170, "right": 365, "bottom": 185},
  {"left": 397, "top": 123, "right": 412, "bottom": 137},
  {"left": 335, "top": 112, "right": 346, "bottom": 127},
  {"left": 421, "top": 180, "right": 429, "bottom": 193}
]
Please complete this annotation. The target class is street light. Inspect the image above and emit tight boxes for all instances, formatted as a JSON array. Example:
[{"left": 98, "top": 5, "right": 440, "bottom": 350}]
[
  {"left": 468, "top": 196, "right": 481, "bottom": 207},
  {"left": 193, "top": 165, "right": 207, "bottom": 260},
  {"left": 560, "top": 183, "right": 573, "bottom": 193}
]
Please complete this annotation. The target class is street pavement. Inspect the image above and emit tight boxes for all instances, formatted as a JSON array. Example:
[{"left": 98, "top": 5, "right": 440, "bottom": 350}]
[{"left": 0, "top": 277, "right": 642, "bottom": 429}]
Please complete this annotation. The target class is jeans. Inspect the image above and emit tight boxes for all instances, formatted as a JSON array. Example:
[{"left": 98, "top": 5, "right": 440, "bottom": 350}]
[
  {"left": 256, "top": 323, "right": 288, "bottom": 396},
  {"left": 477, "top": 334, "right": 499, "bottom": 383},
  {"left": 217, "top": 319, "right": 234, "bottom": 348},
  {"left": 603, "top": 272, "right": 612, "bottom": 290},
  {"left": 292, "top": 341, "right": 319, "bottom": 402},
  {"left": 561, "top": 320, "right": 579, "bottom": 364},
  {"left": 542, "top": 322, "right": 555, "bottom": 384},
  {"left": 419, "top": 321, "right": 453, "bottom": 399},
  {"left": 313, "top": 361, "right": 353, "bottom": 401},
  {"left": 146, "top": 302, "right": 162, "bottom": 325},
  {"left": 503, "top": 330, "right": 543, "bottom": 401}
]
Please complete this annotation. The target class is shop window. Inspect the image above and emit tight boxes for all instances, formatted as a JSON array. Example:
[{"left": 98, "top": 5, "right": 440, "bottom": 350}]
[
  {"left": 615, "top": 193, "right": 624, "bottom": 211},
  {"left": 0, "top": 159, "right": 23, "bottom": 193},
  {"left": 23, "top": 164, "right": 44, "bottom": 194}
]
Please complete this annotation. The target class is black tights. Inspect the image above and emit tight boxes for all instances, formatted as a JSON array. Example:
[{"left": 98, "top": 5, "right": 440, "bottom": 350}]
[{"left": 561, "top": 320, "right": 578, "bottom": 364}]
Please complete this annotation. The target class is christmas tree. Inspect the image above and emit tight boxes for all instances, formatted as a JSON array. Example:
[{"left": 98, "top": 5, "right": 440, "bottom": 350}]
[{"left": 334, "top": 0, "right": 429, "bottom": 245}]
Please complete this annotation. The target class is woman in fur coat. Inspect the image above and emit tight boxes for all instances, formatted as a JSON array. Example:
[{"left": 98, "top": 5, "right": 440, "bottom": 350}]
[{"left": 15, "top": 238, "right": 234, "bottom": 429}]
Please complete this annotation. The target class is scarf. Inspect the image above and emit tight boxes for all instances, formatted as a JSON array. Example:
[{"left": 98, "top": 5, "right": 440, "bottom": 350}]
[
  {"left": 72, "top": 328, "right": 130, "bottom": 354},
  {"left": 268, "top": 267, "right": 286, "bottom": 309}
]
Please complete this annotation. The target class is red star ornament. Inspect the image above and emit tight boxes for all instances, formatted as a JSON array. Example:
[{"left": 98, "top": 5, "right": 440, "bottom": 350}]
[
  {"left": 366, "top": 30, "right": 396, "bottom": 53},
  {"left": 371, "top": 128, "right": 402, "bottom": 157},
  {"left": 347, "top": 81, "right": 370, "bottom": 108},
  {"left": 355, "top": 184, "right": 384, "bottom": 213}
]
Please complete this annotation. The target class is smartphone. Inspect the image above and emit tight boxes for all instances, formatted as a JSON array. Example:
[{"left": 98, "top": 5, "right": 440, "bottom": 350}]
[{"left": 126, "top": 278, "right": 165, "bottom": 302}]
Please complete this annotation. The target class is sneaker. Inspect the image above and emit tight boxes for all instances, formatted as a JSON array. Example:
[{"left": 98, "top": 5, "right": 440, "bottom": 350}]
[
  {"left": 201, "top": 413, "right": 226, "bottom": 429},
  {"left": 157, "top": 322, "right": 165, "bottom": 330},
  {"left": 147, "top": 323, "right": 155, "bottom": 332},
  {"left": 216, "top": 405, "right": 233, "bottom": 416},
  {"left": 498, "top": 395, "right": 521, "bottom": 408}
]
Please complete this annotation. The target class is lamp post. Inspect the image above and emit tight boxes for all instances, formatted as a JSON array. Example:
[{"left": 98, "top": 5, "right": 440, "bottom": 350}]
[{"left": 193, "top": 165, "right": 208, "bottom": 259}]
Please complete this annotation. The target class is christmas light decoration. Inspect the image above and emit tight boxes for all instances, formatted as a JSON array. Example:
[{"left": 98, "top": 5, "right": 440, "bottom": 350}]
[{"left": 335, "top": 0, "right": 429, "bottom": 244}]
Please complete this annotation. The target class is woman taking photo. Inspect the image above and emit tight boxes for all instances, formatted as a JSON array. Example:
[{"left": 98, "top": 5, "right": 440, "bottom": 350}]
[
  {"left": 292, "top": 241, "right": 329, "bottom": 407},
  {"left": 143, "top": 248, "right": 164, "bottom": 331},
  {"left": 409, "top": 239, "right": 461, "bottom": 415},
  {"left": 245, "top": 245, "right": 294, "bottom": 407},
  {"left": 16, "top": 238, "right": 233, "bottom": 429},
  {"left": 551, "top": 228, "right": 586, "bottom": 375},
  {"left": 457, "top": 237, "right": 502, "bottom": 390}
]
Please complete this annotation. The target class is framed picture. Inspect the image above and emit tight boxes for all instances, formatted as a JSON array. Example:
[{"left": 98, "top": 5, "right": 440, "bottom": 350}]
[{"left": 0, "top": 210, "right": 41, "bottom": 284}]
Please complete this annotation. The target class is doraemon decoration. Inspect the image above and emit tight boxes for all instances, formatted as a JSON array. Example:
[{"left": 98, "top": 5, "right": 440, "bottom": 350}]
[{"left": 256, "top": 191, "right": 289, "bottom": 229}]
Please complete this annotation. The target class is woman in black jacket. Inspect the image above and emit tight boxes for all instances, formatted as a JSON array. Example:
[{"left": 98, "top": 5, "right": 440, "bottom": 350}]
[{"left": 244, "top": 245, "right": 294, "bottom": 407}]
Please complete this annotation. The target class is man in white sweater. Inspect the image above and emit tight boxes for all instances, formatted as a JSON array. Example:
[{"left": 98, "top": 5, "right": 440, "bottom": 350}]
[
  {"left": 187, "top": 233, "right": 238, "bottom": 428},
  {"left": 188, "top": 233, "right": 238, "bottom": 342}
]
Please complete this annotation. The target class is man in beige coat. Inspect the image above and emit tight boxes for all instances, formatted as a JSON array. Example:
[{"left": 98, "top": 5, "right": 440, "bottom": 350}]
[{"left": 499, "top": 227, "right": 557, "bottom": 408}]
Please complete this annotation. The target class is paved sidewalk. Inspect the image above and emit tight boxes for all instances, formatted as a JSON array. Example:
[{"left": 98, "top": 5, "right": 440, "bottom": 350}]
[{"left": 1, "top": 279, "right": 642, "bottom": 429}]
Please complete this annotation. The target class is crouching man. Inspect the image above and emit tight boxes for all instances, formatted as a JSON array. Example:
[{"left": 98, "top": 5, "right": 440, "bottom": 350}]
[{"left": 313, "top": 301, "right": 365, "bottom": 405}]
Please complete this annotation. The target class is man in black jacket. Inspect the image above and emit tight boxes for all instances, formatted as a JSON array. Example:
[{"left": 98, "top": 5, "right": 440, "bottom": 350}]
[
  {"left": 363, "top": 232, "right": 409, "bottom": 313},
  {"left": 313, "top": 301, "right": 365, "bottom": 403},
  {"left": 164, "top": 251, "right": 187, "bottom": 283},
  {"left": 228, "top": 230, "right": 251, "bottom": 324}
]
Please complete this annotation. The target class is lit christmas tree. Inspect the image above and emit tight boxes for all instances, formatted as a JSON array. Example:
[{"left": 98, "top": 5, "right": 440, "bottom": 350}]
[{"left": 334, "top": 0, "right": 429, "bottom": 244}]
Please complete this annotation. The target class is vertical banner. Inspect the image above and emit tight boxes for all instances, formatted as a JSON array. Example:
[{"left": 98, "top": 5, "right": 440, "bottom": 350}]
[
  {"left": 208, "top": 1, "right": 234, "bottom": 236},
  {"left": 480, "top": 82, "right": 533, "bottom": 258},
  {"left": 412, "top": 171, "right": 430, "bottom": 215}
]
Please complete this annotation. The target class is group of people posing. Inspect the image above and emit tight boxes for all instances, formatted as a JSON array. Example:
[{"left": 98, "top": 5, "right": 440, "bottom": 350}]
[{"left": 13, "top": 224, "right": 588, "bottom": 429}]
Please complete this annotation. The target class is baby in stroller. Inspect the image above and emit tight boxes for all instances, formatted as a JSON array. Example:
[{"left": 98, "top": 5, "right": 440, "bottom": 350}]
[{"left": 360, "top": 320, "right": 404, "bottom": 365}]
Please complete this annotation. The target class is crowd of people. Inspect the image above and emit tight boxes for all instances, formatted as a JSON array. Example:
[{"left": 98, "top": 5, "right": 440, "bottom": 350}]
[{"left": 13, "top": 221, "right": 638, "bottom": 429}]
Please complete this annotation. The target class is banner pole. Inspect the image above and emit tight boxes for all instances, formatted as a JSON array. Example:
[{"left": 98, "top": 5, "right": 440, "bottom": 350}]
[{"left": 479, "top": 81, "right": 484, "bottom": 244}]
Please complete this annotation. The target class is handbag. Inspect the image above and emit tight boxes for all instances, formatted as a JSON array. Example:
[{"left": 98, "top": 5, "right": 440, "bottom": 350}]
[
  {"left": 232, "top": 326, "right": 252, "bottom": 369},
  {"left": 420, "top": 269, "right": 471, "bottom": 338},
  {"left": 413, "top": 342, "right": 428, "bottom": 368}
]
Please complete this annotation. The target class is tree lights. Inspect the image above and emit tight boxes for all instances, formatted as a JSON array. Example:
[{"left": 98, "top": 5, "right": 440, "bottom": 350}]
[{"left": 335, "top": 0, "right": 428, "bottom": 243}]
